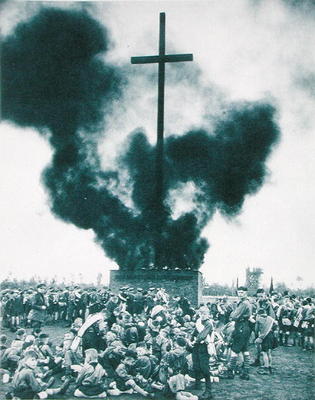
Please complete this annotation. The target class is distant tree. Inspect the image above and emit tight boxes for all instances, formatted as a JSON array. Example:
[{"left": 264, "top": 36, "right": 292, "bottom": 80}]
[
  {"left": 275, "top": 282, "right": 289, "bottom": 294},
  {"left": 96, "top": 273, "right": 102, "bottom": 287},
  {"left": 203, "top": 283, "right": 234, "bottom": 296}
]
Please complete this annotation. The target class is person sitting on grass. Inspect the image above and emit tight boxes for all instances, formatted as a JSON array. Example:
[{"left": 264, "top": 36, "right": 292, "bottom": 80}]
[
  {"left": 6, "top": 350, "right": 70, "bottom": 399},
  {"left": 36, "top": 333, "right": 64, "bottom": 378},
  {"left": 73, "top": 348, "right": 107, "bottom": 398},
  {"left": 161, "top": 337, "right": 197, "bottom": 400},
  {"left": 0, "top": 334, "right": 11, "bottom": 384},
  {"left": 114, "top": 349, "right": 153, "bottom": 397},
  {"left": 58, "top": 332, "right": 84, "bottom": 378},
  {"left": 1, "top": 345, "right": 22, "bottom": 375},
  {"left": 11, "top": 329, "right": 26, "bottom": 352}
]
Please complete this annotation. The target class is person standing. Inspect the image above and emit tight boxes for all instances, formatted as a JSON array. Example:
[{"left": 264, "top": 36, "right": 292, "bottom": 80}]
[
  {"left": 255, "top": 308, "right": 278, "bottom": 375},
  {"left": 251, "top": 288, "right": 276, "bottom": 367},
  {"left": 191, "top": 306, "right": 214, "bottom": 400},
  {"left": 28, "top": 283, "right": 47, "bottom": 334},
  {"left": 226, "top": 286, "right": 253, "bottom": 380}
]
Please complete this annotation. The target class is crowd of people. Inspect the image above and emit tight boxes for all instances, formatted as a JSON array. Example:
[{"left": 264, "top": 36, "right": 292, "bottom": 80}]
[{"left": 0, "top": 283, "right": 314, "bottom": 400}]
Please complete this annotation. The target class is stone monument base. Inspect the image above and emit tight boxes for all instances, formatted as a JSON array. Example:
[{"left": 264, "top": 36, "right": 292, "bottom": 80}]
[{"left": 109, "top": 270, "right": 203, "bottom": 307}]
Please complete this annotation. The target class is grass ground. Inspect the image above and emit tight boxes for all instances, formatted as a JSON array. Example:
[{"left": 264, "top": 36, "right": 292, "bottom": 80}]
[{"left": 1, "top": 323, "right": 313, "bottom": 400}]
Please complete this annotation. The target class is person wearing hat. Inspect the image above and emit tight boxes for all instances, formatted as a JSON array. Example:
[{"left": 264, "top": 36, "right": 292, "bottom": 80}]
[
  {"left": 144, "top": 288, "right": 155, "bottom": 314},
  {"left": 225, "top": 286, "right": 252, "bottom": 380},
  {"left": 125, "top": 289, "right": 136, "bottom": 315},
  {"left": 8, "top": 290, "right": 24, "bottom": 332},
  {"left": 133, "top": 288, "right": 145, "bottom": 315},
  {"left": 2, "top": 291, "right": 14, "bottom": 331},
  {"left": 35, "top": 333, "right": 64, "bottom": 379},
  {"left": 57, "top": 289, "right": 68, "bottom": 321},
  {"left": 28, "top": 284, "right": 47, "bottom": 334},
  {"left": 22, "top": 291, "right": 33, "bottom": 328},
  {"left": 67, "top": 287, "right": 82, "bottom": 326},
  {"left": 11, "top": 329, "right": 26, "bottom": 351},
  {"left": 105, "top": 294, "right": 121, "bottom": 329},
  {"left": 118, "top": 289, "right": 128, "bottom": 303},
  {"left": 47, "top": 288, "right": 59, "bottom": 323}
]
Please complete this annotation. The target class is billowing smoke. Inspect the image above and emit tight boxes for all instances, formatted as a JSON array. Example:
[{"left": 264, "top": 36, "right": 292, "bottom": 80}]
[
  {"left": 120, "top": 103, "right": 280, "bottom": 269},
  {"left": 1, "top": 8, "right": 280, "bottom": 271}
]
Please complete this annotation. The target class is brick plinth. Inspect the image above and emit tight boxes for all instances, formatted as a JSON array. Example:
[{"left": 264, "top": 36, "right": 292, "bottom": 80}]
[{"left": 109, "top": 270, "right": 203, "bottom": 307}]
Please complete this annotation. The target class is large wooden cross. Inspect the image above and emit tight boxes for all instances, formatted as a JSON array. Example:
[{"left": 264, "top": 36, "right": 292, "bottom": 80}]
[{"left": 131, "top": 12, "right": 193, "bottom": 267}]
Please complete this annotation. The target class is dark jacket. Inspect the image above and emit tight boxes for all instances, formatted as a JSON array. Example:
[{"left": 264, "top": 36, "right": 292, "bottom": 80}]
[{"left": 28, "top": 292, "right": 46, "bottom": 322}]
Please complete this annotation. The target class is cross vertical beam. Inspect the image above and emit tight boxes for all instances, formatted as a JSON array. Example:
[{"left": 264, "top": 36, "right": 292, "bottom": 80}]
[
  {"left": 157, "top": 12, "right": 166, "bottom": 148},
  {"left": 156, "top": 12, "right": 165, "bottom": 216},
  {"left": 131, "top": 12, "right": 193, "bottom": 268}
]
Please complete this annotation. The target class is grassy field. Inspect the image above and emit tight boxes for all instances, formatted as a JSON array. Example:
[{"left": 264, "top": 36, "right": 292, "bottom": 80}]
[{"left": 1, "top": 323, "right": 313, "bottom": 400}]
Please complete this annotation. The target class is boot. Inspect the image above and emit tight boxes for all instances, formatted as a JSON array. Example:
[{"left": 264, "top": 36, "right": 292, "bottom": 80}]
[
  {"left": 250, "top": 358, "right": 260, "bottom": 367},
  {"left": 240, "top": 368, "right": 250, "bottom": 380},
  {"left": 199, "top": 379, "right": 213, "bottom": 400},
  {"left": 257, "top": 367, "right": 269, "bottom": 375},
  {"left": 219, "top": 369, "right": 234, "bottom": 379}
]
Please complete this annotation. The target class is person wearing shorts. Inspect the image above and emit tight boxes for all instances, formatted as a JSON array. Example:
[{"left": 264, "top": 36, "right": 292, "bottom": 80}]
[{"left": 226, "top": 287, "right": 252, "bottom": 380}]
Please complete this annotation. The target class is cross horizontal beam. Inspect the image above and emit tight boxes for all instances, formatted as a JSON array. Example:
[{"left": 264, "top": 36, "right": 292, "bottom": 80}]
[{"left": 131, "top": 53, "right": 193, "bottom": 64}]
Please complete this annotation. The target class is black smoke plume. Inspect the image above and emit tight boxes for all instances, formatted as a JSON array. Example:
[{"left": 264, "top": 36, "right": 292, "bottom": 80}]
[
  {"left": 1, "top": 8, "right": 145, "bottom": 270},
  {"left": 120, "top": 102, "right": 280, "bottom": 269},
  {"left": 2, "top": 8, "right": 280, "bottom": 271}
]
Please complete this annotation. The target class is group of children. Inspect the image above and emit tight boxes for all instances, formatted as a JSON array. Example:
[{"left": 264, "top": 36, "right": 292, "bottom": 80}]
[
  {"left": 1, "top": 285, "right": 106, "bottom": 331},
  {"left": 0, "top": 284, "right": 314, "bottom": 399}
]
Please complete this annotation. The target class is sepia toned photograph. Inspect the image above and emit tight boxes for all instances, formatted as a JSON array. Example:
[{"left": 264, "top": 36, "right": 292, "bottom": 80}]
[{"left": 0, "top": 1, "right": 314, "bottom": 399}]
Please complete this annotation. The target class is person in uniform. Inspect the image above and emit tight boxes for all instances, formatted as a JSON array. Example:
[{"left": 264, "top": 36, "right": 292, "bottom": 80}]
[
  {"left": 9, "top": 350, "right": 70, "bottom": 399},
  {"left": 251, "top": 288, "right": 276, "bottom": 367},
  {"left": 191, "top": 306, "right": 214, "bottom": 400},
  {"left": 226, "top": 286, "right": 252, "bottom": 380},
  {"left": 28, "top": 284, "right": 47, "bottom": 334}
]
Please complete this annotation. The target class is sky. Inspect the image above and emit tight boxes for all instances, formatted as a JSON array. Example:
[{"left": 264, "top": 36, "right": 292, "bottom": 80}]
[{"left": 1, "top": 0, "right": 314, "bottom": 288}]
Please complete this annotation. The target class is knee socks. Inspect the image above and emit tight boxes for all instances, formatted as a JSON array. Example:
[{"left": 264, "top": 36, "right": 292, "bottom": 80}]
[
  {"left": 229, "top": 355, "right": 238, "bottom": 372},
  {"left": 243, "top": 353, "right": 250, "bottom": 373}
]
